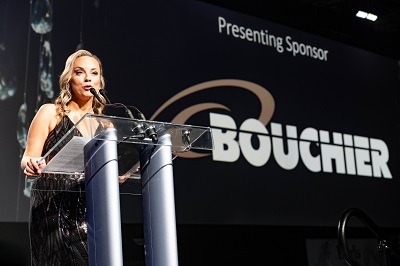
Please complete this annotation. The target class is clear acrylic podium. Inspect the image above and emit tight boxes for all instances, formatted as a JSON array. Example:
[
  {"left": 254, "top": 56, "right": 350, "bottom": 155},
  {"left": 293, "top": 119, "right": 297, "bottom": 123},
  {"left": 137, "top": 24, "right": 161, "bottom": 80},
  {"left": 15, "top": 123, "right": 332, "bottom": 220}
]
[{"left": 33, "top": 113, "right": 213, "bottom": 266}]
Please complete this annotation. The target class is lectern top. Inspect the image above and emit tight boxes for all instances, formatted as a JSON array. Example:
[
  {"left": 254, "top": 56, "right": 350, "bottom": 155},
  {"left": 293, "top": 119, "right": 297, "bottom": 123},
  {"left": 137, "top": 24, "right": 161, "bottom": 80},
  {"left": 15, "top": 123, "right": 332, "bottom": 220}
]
[{"left": 38, "top": 113, "right": 213, "bottom": 175}]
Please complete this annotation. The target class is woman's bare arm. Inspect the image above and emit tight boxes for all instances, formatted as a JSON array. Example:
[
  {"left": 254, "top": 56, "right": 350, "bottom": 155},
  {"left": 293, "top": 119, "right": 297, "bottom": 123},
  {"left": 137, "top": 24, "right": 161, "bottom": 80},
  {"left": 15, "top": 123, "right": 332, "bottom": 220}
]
[{"left": 21, "top": 104, "right": 57, "bottom": 176}]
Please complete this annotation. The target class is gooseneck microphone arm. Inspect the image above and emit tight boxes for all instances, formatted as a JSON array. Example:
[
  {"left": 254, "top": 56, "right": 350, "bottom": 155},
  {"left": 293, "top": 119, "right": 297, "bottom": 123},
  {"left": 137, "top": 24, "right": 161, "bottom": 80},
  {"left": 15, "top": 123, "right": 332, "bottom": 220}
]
[
  {"left": 95, "top": 88, "right": 158, "bottom": 143},
  {"left": 91, "top": 88, "right": 135, "bottom": 119},
  {"left": 136, "top": 111, "right": 158, "bottom": 144},
  {"left": 114, "top": 103, "right": 135, "bottom": 119}
]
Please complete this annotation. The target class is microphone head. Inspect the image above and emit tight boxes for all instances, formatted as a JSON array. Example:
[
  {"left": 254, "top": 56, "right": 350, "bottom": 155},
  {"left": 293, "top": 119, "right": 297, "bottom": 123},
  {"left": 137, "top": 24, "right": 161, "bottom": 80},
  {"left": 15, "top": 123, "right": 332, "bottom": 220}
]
[
  {"left": 89, "top": 87, "right": 105, "bottom": 105},
  {"left": 99, "top": 88, "right": 112, "bottom": 104}
]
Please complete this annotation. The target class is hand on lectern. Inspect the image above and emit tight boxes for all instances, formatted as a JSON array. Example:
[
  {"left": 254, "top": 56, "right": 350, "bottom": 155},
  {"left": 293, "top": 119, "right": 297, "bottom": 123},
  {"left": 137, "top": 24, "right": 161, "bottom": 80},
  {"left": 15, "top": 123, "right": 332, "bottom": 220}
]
[
  {"left": 118, "top": 166, "right": 140, "bottom": 184},
  {"left": 23, "top": 157, "right": 46, "bottom": 176}
]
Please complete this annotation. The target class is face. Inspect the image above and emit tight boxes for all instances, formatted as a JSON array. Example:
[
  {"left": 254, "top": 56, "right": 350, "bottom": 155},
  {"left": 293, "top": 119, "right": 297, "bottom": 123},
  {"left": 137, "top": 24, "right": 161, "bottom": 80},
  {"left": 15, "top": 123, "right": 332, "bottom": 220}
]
[{"left": 70, "top": 55, "right": 101, "bottom": 101}]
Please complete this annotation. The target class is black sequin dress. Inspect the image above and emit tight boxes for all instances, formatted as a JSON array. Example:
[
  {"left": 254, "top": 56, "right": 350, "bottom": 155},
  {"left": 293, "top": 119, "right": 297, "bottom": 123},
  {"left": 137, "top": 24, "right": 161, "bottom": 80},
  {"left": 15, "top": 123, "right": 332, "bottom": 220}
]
[{"left": 29, "top": 115, "right": 89, "bottom": 265}]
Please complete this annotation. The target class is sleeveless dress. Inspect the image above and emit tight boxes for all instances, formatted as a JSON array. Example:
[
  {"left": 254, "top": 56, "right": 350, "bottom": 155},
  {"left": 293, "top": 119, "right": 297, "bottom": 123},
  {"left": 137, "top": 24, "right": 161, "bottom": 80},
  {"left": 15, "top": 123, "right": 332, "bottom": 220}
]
[{"left": 29, "top": 115, "right": 90, "bottom": 265}]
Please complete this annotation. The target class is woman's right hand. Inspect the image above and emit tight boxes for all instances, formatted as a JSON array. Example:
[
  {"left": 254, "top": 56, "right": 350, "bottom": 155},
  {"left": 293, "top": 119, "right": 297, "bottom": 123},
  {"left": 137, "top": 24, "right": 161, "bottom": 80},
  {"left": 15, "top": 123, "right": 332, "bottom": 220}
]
[{"left": 23, "top": 158, "right": 46, "bottom": 176}]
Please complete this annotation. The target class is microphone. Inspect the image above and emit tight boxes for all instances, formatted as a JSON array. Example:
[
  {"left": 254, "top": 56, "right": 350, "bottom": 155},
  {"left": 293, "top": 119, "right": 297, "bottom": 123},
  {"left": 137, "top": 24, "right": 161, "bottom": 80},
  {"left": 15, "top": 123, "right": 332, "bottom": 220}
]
[
  {"left": 99, "top": 89, "right": 111, "bottom": 104},
  {"left": 90, "top": 87, "right": 105, "bottom": 105}
]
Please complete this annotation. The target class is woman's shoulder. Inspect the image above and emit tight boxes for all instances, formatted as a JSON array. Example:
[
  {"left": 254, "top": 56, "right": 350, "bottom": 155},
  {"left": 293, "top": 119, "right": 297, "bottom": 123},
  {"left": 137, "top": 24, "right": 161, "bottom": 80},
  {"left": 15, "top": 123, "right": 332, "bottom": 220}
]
[
  {"left": 34, "top": 103, "right": 58, "bottom": 126},
  {"left": 38, "top": 103, "right": 57, "bottom": 114}
]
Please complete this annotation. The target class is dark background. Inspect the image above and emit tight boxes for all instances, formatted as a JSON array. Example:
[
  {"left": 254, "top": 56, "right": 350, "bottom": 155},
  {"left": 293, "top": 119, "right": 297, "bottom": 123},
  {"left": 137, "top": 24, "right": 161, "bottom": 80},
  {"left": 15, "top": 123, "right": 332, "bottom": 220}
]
[{"left": 1, "top": 0, "right": 400, "bottom": 265}]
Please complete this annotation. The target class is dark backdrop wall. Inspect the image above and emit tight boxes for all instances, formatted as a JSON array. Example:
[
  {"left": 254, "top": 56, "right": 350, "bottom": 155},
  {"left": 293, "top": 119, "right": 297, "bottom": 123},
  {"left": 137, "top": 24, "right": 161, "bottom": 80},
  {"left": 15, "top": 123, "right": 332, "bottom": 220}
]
[{"left": 1, "top": 0, "right": 400, "bottom": 265}]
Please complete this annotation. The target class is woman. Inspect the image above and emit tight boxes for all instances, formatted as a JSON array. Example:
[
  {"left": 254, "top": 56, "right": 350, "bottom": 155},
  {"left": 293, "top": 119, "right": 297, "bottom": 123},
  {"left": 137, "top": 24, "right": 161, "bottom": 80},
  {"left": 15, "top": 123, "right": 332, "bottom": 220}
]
[{"left": 21, "top": 49, "right": 107, "bottom": 265}]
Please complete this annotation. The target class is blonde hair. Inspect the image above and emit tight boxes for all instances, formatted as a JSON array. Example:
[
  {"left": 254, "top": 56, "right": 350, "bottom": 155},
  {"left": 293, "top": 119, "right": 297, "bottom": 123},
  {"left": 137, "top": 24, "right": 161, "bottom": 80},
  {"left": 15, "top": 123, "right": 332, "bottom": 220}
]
[{"left": 54, "top": 49, "right": 106, "bottom": 117}]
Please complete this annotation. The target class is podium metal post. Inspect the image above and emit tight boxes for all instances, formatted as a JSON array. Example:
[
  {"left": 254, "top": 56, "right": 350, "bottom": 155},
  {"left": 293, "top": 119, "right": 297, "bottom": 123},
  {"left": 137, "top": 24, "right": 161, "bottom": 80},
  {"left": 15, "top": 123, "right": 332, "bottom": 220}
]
[
  {"left": 84, "top": 128, "right": 123, "bottom": 266},
  {"left": 140, "top": 133, "right": 179, "bottom": 266}
]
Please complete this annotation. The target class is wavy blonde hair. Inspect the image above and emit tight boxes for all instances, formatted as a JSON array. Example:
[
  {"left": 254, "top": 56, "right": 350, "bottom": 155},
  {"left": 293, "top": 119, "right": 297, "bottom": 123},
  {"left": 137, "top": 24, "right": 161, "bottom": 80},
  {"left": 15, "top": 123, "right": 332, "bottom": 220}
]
[{"left": 55, "top": 49, "right": 106, "bottom": 117}]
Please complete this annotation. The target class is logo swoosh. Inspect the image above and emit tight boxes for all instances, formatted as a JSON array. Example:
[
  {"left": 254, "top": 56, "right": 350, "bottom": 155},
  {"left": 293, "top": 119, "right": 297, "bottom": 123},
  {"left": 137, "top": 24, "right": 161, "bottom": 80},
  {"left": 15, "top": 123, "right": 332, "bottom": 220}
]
[{"left": 151, "top": 79, "right": 275, "bottom": 158}]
